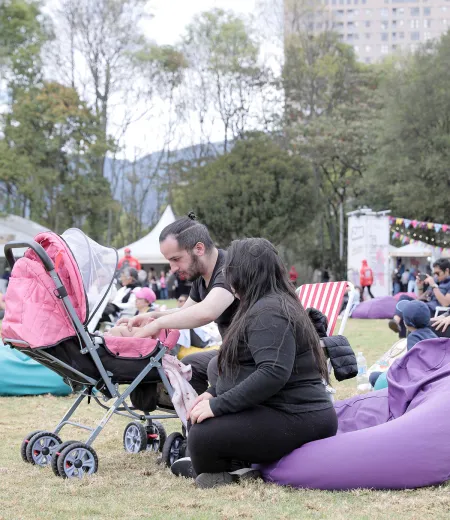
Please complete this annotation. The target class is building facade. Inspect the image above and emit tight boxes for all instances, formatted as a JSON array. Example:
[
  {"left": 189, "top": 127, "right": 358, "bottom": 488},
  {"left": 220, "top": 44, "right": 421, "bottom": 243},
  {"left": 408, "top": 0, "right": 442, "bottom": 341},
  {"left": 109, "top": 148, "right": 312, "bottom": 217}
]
[{"left": 285, "top": 0, "right": 450, "bottom": 62}]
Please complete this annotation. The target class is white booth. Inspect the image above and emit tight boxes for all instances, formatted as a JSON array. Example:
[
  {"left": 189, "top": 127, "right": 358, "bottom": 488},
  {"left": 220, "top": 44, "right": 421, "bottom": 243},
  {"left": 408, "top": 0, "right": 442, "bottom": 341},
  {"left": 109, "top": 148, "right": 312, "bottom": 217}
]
[{"left": 347, "top": 209, "right": 392, "bottom": 297}]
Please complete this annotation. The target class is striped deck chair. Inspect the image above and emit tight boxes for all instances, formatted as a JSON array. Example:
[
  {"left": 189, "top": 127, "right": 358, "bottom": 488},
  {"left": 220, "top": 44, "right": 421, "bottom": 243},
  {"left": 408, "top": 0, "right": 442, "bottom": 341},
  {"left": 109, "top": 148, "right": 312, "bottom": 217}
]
[{"left": 296, "top": 281, "right": 355, "bottom": 336}]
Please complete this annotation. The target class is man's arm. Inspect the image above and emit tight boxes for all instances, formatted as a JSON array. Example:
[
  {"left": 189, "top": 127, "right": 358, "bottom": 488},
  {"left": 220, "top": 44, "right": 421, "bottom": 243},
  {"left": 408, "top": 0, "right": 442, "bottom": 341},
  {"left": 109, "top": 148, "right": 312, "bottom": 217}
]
[
  {"left": 149, "top": 297, "right": 197, "bottom": 318},
  {"left": 155, "top": 288, "right": 234, "bottom": 330},
  {"left": 431, "top": 287, "right": 450, "bottom": 307}
]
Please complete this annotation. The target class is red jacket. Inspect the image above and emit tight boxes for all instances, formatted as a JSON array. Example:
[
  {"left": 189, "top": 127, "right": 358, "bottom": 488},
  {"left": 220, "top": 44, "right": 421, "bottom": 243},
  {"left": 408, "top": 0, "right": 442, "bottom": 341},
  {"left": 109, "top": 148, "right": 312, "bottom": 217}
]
[
  {"left": 360, "top": 260, "right": 373, "bottom": 286},
  {"left": 118, "top": 255, "right": 141, "bottom": 271}
]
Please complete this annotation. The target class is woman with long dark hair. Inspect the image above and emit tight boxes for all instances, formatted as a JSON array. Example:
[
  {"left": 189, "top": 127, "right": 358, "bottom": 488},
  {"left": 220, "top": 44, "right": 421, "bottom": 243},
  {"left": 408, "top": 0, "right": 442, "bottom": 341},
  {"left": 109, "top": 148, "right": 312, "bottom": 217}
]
[{"left": 177, "top": 238, "right": 338, "bottom": 488}]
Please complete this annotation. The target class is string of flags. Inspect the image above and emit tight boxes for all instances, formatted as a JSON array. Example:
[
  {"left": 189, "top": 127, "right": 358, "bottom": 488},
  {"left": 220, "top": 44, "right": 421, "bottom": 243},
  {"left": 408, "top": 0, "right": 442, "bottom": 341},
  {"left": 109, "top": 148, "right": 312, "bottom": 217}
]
[
  {"left": 391, "top": 232, "right": 450, "bottom": 256},
  {"left": 389, "top": 216, "right": 449, "bottom": 234}
]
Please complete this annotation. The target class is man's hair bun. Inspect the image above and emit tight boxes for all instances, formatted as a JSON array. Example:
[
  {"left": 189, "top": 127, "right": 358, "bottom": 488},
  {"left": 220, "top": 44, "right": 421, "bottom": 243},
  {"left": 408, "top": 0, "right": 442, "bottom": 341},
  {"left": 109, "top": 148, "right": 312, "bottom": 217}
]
[{"left": 187, "top": 211, "right": 197, "bottom": 221}]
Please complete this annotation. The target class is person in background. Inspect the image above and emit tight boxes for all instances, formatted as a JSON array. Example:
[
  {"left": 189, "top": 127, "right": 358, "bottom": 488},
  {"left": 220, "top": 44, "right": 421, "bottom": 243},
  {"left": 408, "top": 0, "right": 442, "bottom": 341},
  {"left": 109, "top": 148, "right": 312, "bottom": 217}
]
[
  {"left": 371, "top": 300, "right": 438, "bottom": 388},
  {"left": 117, "top": 248, "right": 141, "bottom": 271},
  {"left": 389, "top": 258, "right": 450, "bottom": 338},
  {"left": 359, "top": 259, "right": 374, "bottom": 300},
  {"left": 177, "top": 294, "right": 189, "bottom": 308},
  {"left": 0, "top": 291, "right": 6, "bottom": 320},
  {"left": 321, "top": 267, "right": 330, "bottom": 283},
  {"left": 137, "top": 269, "right": 149, "bottom": 287},
  {"left": 400, "top": 269, "right": 410, "bottom": 293},
  {"left": 159, "top": 270, "right": 168, "bottom": 299},
  {"left": 289, "top": 265, "right": 298, "bottom": 287},
  {"left": 2, "top": 267, "right": 11, "bottom": 289},
  {"left": 102, "top": 267, "right": 140, "bottom": 321},
  {"left": 167, "top": 269, "right": 177, "bottom": 299},
  {"left": 134, "top": 287, "right": 157, "bottom": 315},
  {"left": 408, "top": 268, "right": 417, "bottom": 294}
]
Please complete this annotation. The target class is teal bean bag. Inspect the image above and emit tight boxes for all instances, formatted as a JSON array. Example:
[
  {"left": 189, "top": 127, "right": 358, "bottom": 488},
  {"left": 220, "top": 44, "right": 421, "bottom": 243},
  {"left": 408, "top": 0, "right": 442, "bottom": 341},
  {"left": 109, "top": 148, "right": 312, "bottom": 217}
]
[
  {"left": 0, "top": 344, "right": 71, "bottom": 396},
  {"left": 374, "top": 370, "right": 389, "bottom": 390}
]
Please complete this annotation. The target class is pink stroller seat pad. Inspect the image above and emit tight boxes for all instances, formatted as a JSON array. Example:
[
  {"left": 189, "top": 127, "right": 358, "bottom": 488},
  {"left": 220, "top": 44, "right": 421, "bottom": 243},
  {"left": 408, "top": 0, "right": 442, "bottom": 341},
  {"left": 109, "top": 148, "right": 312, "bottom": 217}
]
[{"left": 103, "top": 329, "right": 180, "bottom": 359}]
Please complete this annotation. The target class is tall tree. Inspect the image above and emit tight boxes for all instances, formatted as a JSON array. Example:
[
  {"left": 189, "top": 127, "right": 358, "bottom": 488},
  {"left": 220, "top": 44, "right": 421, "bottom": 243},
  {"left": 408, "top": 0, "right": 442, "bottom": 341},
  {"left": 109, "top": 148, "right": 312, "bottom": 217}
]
[
  {"left": 0, "top": 0, "right": 51, "bottom": 90},
  {"left": 361, "top": 35, "right": 450, "bottom": 224},
  {"left": 1, "top": 81, "right": 113, "bottom": 236},
  {"left": 52, "top": 0, "right": 151, "bottom": 177},
  {"left": 174, "top": 133, "right": 316, "bottom": 246},
  {"left": 182, "top": 9, "right": 267, "bottom": 153}
]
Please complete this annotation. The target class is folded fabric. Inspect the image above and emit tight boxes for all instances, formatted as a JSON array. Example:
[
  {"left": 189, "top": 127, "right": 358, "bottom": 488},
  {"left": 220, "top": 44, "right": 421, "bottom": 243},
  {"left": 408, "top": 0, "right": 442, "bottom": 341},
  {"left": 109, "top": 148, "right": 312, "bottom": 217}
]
[{"left": 161, "top": 355, "right": 198, "bottom": 426}]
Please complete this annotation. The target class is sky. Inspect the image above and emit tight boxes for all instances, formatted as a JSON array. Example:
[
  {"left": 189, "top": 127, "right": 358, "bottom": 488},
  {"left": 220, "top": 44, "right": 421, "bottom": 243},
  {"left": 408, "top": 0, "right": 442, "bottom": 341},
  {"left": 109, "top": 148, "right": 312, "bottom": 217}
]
[
  {"left": 146, "top": 0, "right": 257, "bottom": 45},
  {"left": 116, "top": 0, "right": 260, "bottom": 160}
]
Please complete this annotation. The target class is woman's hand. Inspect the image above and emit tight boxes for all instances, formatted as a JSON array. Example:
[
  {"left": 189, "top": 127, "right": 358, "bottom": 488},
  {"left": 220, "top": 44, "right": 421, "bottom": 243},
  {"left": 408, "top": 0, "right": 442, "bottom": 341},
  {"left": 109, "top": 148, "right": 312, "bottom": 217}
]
[
  {"left": 431, "top": 314, "right": 450, "bottom": 332},
  {"left": 116, "top": 312, "right": 156, "bottom": 330},
  {"left": 187, "top": 392, "right": 213, "bottom": 420},
  {"left": 189, "top": 399, "right": 215, "bottom": 424}
]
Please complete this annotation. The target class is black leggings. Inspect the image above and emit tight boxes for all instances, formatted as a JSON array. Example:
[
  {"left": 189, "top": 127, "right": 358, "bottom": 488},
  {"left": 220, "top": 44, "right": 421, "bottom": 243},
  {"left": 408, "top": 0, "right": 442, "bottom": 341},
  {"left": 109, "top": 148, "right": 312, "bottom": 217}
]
[
  {"left": 188, "top": 405, "right": 338, "bottom": 475},
  {"left": 362, "top": 285, "right": 374, "bottom": 299}
]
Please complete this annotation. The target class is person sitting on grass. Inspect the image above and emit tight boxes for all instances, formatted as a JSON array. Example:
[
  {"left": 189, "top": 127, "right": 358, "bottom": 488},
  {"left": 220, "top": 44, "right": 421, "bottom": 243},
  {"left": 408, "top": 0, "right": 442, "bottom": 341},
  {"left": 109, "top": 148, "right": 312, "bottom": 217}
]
[
  {"left": 171, "top": 237, "right": 338, "bottom": 489},
  {"left": 370, "top": 300, "right": 438, "bottom": 388},
  {"left": 388, "top": 258, "right": 450, "bottom": 338},
  {"left": 134, "top": 287, "right": 157, "bottom": 315}
]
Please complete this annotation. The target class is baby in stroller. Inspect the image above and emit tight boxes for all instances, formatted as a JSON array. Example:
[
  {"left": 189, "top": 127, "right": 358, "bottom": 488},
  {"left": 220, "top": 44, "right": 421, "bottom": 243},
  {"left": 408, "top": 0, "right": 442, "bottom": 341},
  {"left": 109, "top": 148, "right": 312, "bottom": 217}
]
[{"left": 1, "top": 228, "right": 196, "bottom": 479}]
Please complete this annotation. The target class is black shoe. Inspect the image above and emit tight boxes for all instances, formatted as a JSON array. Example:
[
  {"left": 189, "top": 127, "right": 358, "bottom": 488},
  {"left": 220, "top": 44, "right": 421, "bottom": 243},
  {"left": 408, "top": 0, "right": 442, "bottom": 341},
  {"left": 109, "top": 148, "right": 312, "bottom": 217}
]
[
  {"left": 195, "top": 468, "right": 261, "bottom": 489},
  {"left": 170, "top": 457, "right": 196, "bottom": 479},
  {"left": 388, "top": 319, "right": 400, "bottom": 334}
]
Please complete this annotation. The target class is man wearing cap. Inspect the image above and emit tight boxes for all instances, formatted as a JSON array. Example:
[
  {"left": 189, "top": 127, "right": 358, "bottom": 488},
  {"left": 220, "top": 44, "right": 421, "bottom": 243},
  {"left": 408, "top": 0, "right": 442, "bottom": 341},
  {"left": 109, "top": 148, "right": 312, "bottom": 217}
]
[
  {"left": 388, "top": 258, "right": 450, "bottom": 338},
  {"left": 118, "top": 248, "right": 141, "bottom": 271}
]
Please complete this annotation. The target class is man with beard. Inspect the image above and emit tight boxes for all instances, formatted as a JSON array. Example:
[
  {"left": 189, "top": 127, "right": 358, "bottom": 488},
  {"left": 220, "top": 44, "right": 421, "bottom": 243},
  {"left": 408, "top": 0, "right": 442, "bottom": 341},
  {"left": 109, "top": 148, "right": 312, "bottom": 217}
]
[{"left": 116, "top": 212, "right": 239, "bottom": 394}]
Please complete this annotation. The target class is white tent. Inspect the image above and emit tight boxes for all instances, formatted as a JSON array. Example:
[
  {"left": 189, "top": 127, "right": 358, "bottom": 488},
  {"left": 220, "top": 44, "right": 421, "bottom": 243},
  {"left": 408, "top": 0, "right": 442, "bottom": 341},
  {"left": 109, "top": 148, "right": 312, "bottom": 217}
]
[
  {"left": 390, "top": 242, "right": 435, "bottom": 258},
  {"left": 117, "top": 205, "right": 176, "bottom": 265},
  {"left": 0, "top": 215, "right": 49, "bottom": 259}
]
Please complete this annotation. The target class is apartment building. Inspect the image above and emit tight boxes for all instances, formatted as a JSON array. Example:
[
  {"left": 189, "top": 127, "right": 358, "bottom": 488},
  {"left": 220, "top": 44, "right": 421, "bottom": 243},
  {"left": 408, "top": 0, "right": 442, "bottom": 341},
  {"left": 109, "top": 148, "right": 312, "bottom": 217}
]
[{"left": 285, "top": 0, "right": 450, "bottom": 62}]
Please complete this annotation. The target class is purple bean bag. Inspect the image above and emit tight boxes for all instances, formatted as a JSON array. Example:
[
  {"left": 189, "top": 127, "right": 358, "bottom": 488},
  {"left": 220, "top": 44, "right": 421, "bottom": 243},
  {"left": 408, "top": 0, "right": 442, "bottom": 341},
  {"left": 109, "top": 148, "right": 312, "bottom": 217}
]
[
  {"left": 259, "top": 338, "right": 450, "bottom": 490},
  {"left": 351, "top": 292, "right": 416, "bottom": 319}
]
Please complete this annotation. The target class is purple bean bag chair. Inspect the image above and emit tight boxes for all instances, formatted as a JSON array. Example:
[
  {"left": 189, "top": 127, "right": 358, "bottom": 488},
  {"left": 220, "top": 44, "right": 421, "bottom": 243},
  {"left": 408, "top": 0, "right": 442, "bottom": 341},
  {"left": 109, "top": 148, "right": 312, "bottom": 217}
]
[
  {"left": 259, "top": 338, "right": 450, "bottom": 490},
  {"left": 351, "top": 293, "right": 416, "bottom": 319}
]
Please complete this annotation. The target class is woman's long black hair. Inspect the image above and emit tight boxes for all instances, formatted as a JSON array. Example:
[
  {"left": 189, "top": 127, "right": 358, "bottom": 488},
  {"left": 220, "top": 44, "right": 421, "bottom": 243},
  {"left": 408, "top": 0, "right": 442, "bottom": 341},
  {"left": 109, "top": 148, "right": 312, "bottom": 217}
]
[{"left": 218, "top": 238, "right": 329, "bottom": 383}]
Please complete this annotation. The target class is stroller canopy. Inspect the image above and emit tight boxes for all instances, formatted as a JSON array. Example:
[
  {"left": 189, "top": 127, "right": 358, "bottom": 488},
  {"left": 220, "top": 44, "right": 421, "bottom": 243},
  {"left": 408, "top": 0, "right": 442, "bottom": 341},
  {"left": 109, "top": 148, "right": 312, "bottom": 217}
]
[{"left": 2, "top": 229, "right": 117, "bottom": 349}]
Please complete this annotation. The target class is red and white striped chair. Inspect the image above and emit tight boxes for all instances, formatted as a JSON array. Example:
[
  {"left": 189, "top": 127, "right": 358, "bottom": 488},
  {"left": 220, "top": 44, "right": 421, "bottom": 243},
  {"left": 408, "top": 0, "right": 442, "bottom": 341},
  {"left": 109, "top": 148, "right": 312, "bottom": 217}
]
[{"left": 296, "top": 281, "right": 355, "bottom": 336}]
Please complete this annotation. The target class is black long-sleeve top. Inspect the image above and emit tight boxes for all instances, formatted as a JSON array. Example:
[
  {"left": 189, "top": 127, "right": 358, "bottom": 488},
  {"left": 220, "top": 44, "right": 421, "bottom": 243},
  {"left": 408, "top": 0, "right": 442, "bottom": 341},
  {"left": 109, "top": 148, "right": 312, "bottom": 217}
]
[{"left": 209, "top": 294, "right": 333, "bottom": 417}]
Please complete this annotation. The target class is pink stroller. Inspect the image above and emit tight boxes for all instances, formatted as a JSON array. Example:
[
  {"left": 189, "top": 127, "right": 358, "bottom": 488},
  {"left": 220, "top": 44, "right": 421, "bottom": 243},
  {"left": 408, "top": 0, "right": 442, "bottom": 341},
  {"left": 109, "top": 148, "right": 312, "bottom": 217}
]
[{"left": 2, "top": 229, "right": 189, "bottom": 478}]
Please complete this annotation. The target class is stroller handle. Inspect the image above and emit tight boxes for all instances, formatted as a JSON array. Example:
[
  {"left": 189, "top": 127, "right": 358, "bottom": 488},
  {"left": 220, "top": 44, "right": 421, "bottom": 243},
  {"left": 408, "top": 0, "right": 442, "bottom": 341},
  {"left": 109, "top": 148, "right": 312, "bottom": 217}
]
[{"left": 4, "top": 240, "right": 55, "bottom": 272}]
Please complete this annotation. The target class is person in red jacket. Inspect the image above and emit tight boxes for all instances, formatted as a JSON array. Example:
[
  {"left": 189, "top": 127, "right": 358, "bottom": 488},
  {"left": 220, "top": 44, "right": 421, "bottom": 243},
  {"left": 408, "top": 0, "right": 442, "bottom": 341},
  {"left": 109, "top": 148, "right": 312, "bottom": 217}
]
[
  {"left": 117, "top": 248, "right": 141, "bottom": 271},
  {"left": 289, "top": 265, "right": 298, "bottom": 287},
  {"left": 359, "top": 259, "right": 374, "bottom": 300}
]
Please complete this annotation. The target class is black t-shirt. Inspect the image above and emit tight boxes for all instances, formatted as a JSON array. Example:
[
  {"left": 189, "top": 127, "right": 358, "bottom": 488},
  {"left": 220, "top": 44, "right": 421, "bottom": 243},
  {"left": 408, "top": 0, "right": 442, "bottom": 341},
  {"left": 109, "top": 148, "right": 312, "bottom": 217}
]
[
  {"left": 209, "top": 294, "right": 333, "bottom": 417},
  {"left": 189, "top": 249, "right": 239, "bottom": 337}
]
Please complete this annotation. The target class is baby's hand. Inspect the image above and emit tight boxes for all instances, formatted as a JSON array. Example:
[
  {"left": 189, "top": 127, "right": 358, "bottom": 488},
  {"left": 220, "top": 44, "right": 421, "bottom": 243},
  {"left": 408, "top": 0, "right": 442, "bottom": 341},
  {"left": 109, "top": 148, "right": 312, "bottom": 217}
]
[{"left": 106, "top": 325, "right": 135, "bottom": 338}]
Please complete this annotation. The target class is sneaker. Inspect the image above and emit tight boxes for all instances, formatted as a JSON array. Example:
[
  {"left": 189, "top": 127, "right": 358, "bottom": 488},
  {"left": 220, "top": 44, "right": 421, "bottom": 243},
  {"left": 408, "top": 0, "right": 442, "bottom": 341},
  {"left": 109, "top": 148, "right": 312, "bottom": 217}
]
[
  {"left": 388, "top": 319, "right": 400, "bottom": 334},
  {"left": 195, "top": 468, "right": 261, "bottom": 489},
  {"left": 170, "top": 457, "right": 196, "bottom": 479}
]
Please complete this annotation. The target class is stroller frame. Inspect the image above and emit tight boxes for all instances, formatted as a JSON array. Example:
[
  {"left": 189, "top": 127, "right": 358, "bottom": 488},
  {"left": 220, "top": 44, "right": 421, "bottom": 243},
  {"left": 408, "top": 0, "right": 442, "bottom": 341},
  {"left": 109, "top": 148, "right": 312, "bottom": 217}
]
[{"left": 3, "top": 239, "right": 182, "bottom": 477}]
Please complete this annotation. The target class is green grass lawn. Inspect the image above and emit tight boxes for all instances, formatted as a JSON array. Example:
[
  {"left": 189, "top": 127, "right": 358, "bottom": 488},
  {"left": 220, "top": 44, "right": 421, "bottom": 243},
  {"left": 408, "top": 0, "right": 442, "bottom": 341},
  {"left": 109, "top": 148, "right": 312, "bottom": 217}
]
[{"left": 0, "top": 319, "right": 449, "bottom": 520}]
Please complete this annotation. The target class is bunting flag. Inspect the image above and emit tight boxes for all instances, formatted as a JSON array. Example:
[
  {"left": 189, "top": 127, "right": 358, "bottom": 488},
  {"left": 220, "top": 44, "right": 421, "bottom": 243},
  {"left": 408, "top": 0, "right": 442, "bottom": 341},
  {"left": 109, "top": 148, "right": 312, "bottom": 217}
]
[
  {"left": 390, "top": 217, "right": 450, "bottom": 234},
  {"left": 391, "top": 233, "right": 450, "bottom": 256}
]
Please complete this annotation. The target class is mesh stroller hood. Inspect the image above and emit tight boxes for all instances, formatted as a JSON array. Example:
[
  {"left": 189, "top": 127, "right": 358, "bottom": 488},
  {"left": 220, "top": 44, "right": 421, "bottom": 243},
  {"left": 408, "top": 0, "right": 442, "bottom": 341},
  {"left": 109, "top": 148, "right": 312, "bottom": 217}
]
[{"left": 2, "top": 229, "right": 117, "bottom": 349}]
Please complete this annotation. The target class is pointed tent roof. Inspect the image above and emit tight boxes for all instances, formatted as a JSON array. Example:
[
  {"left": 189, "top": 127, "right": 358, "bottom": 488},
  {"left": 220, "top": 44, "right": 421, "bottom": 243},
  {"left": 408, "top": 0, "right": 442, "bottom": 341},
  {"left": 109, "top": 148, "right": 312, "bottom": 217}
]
[
  {"left": 0, "top": 215, "right": 49, "bottom": 258},
  {"left": 117, "top": 205, "right": 176, "bottom": 265}
]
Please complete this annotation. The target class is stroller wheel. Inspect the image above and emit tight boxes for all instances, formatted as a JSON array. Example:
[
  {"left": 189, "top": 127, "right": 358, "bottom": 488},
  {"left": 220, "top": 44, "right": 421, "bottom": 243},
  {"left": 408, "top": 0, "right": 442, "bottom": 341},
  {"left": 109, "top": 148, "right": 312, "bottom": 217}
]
[
  {"left": 20, "top": 430, "right": 43, "bottom": 463},
  {"left": 161, "top": 432, "right": 185, "bottom": 467},
  {"left": 25, "top": 431, "right": 63, "bottom": 467},
  {"left": 123, "top": 422, "right": 147, "bottom": 453},
  {"left": 50, "top": 440, "right": 77, "bottom": 476},
  {"left": 146, "top": 420, "right": 167, "bottom": 453},
  {"left": 57, "top": 442, "right": 98, "bottom": 479}
]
